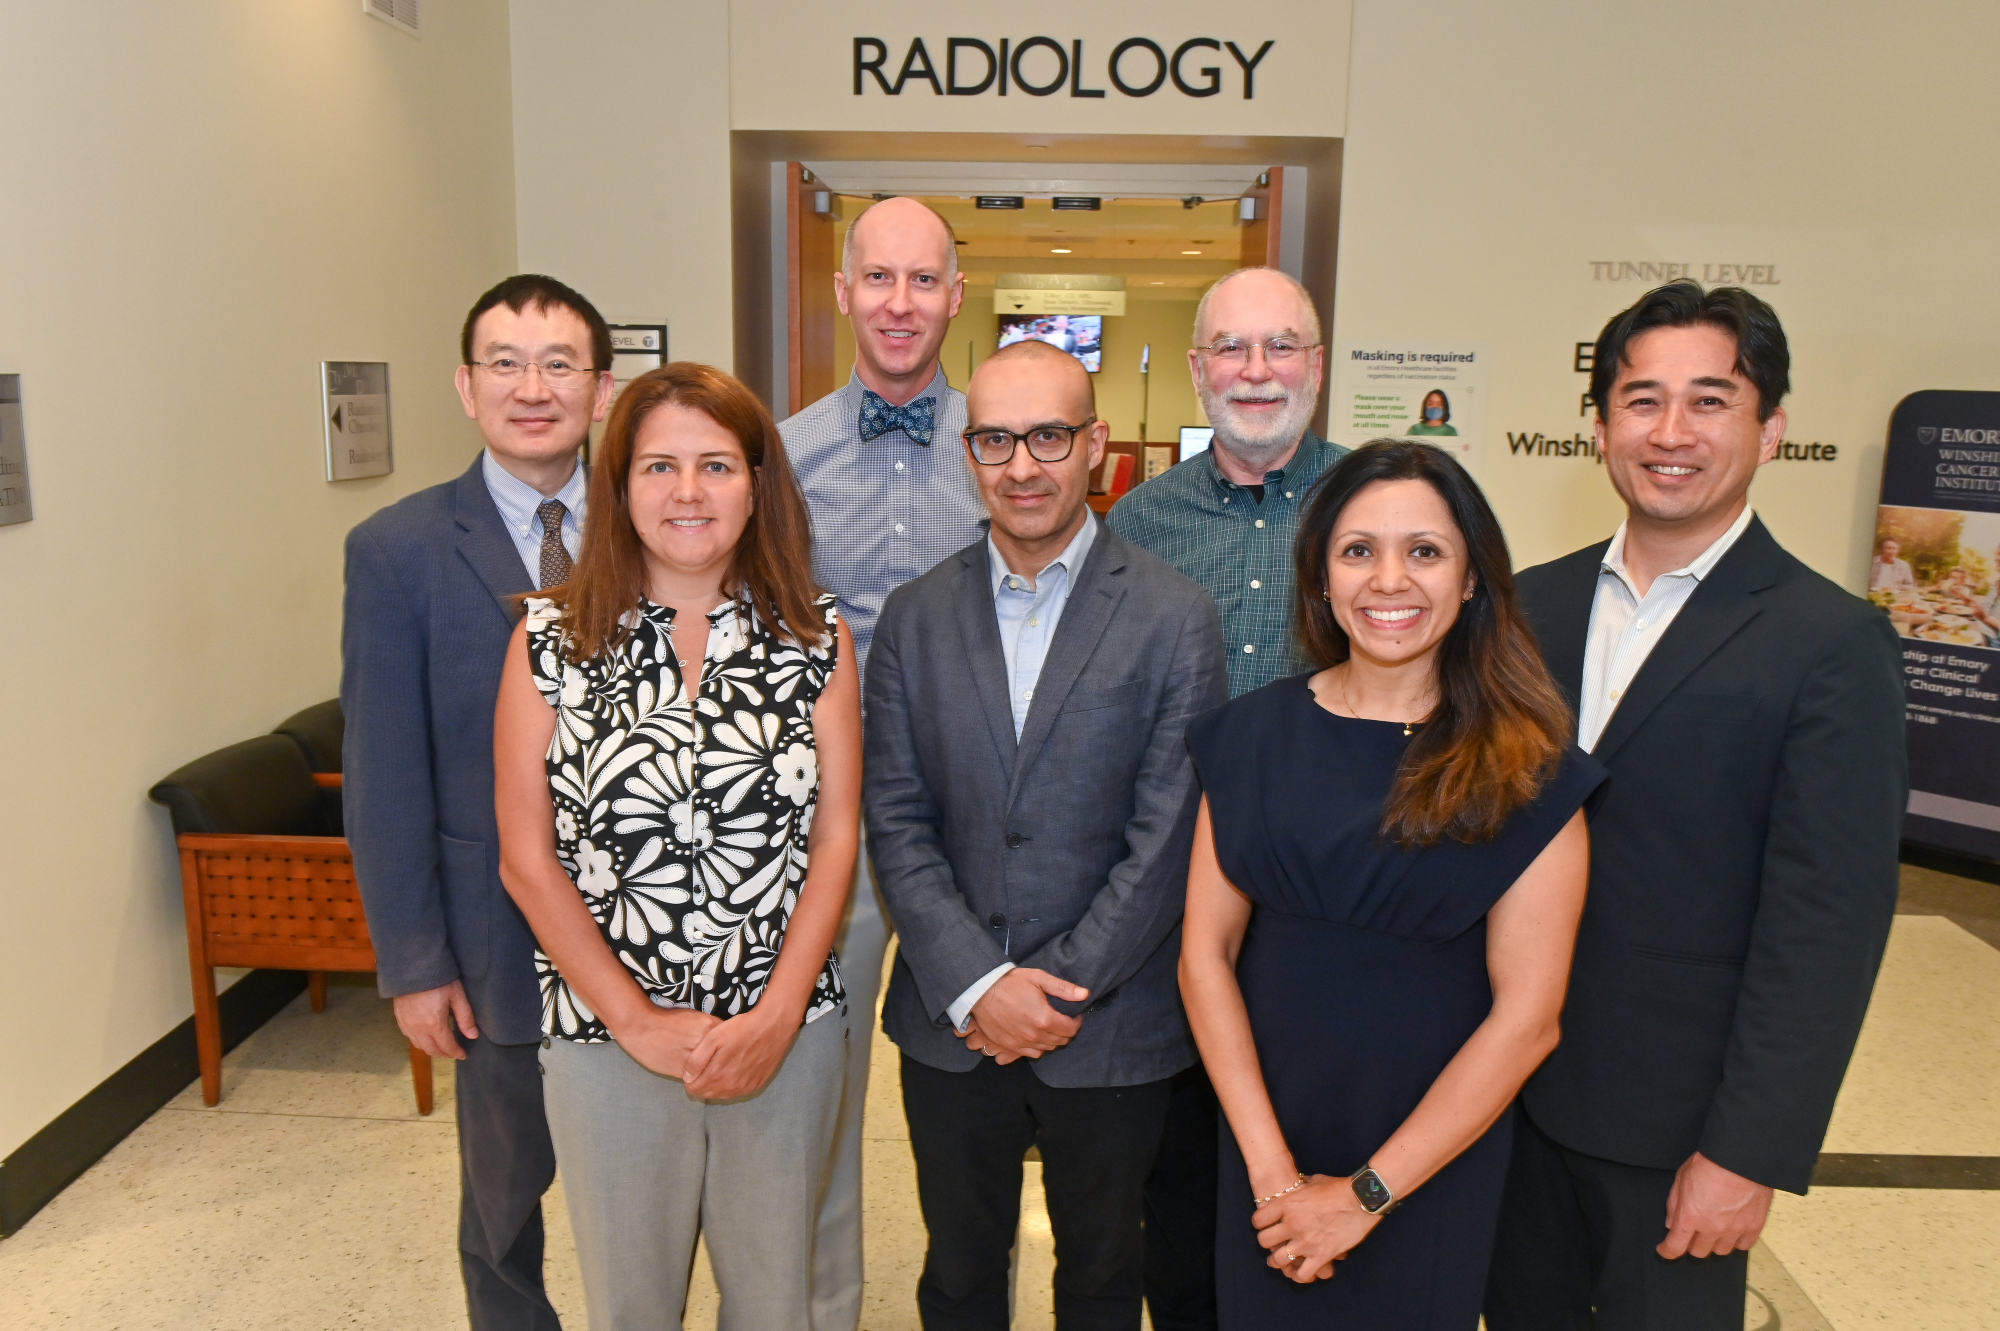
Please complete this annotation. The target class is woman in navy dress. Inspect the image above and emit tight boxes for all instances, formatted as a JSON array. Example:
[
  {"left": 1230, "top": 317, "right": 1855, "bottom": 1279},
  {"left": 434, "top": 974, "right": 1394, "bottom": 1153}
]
[{"left": 1180, "top": 440, "right": 1604, "bottom": 1329}]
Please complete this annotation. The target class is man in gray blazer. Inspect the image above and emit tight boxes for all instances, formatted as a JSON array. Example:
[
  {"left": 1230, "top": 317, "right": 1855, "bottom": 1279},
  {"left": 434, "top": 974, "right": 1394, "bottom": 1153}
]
[
  {"left": 865, "top": 341, "right": 1227, "bottom": 1330},
  {"left": 342, "top": 275, "right": 613, "bottom": 1329}
]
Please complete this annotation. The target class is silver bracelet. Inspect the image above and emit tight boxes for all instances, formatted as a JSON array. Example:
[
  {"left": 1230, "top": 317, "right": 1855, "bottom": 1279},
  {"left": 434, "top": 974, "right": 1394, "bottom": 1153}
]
[{"left": 1254, "top": 1173, "right": 1308, "bottom": 1208}]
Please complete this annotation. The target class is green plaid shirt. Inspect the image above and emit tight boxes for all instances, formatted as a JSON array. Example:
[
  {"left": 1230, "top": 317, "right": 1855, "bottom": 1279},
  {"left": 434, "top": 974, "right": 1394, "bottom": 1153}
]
[{"left": 1107, "top": 433, "right": 1348, "bottom": 697}]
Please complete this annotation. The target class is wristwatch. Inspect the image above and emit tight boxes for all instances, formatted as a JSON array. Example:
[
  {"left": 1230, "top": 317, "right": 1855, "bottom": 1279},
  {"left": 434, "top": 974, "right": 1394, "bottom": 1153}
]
[{"left": 1350, "top": 1165, "right": 1399, "bottom": 1215}]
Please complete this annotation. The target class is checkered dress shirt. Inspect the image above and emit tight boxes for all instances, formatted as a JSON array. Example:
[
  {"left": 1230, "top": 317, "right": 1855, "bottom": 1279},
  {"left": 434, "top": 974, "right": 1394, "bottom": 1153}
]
[
  {"left": 780, "top": 368, "right": 988, "bottom": 679},
  {"left": 1106, "top": 433, "right": 1348, "bottom": 697}
]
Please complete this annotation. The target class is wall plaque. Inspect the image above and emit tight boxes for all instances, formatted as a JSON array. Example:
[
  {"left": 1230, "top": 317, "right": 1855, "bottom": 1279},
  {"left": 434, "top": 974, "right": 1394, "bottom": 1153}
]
[
  {"left": 322, "top": 361, "right": 394, "bottom": 481},
  {"left": 0, "top": 375, "right": 32, "bottom": 526}
]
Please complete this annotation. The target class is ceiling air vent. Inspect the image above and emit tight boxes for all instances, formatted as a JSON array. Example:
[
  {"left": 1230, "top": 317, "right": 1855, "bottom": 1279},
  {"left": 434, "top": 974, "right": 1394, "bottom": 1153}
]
[{"left": 364, "top": 0, "right": 420, "bottom": 37}]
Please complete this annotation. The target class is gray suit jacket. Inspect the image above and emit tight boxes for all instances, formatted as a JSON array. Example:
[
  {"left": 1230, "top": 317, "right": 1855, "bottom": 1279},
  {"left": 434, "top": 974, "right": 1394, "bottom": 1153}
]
[
  {"left": 864, "top": 519, "right": 1227, "bottom": 1087},
  {"left": 340, "top": 455, "right": 544, "bottom": 1045}
]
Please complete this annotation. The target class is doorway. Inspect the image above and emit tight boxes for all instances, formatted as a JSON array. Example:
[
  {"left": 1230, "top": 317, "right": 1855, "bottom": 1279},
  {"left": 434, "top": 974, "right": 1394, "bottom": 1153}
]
[{"left": 730, "top": 131, "right": 1342, "bottom": 439}]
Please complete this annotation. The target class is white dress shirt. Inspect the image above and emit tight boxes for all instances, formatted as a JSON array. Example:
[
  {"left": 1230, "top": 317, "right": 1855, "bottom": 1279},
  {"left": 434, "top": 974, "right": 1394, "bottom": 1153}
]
[
  {"left": 946, "top": 514, "right": 1100, "bottom": 1033},
  {"left": 1577, "top": 506, "right": 1756, "bottom": 753},
  {"left": 482, "top": 449, "right": 586, "bottom": 588}
]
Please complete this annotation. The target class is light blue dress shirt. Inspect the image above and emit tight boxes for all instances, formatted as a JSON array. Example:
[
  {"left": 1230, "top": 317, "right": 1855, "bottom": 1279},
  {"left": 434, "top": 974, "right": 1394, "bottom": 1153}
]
[
  {"left": 946, "top": 513, "right": 1100, "bottom": 1033},
  {"left": 482, "top": 449, "right": 586, "bottom": 589}
]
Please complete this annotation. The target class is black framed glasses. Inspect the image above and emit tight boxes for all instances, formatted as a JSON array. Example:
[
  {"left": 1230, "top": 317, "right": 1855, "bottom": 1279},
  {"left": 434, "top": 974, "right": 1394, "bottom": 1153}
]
[
  {"left": 468, "top": 357, "right": 599, "bottom": 383},
  {"left": 963, "top": 418, "right": 1097, "bottom": 466}
]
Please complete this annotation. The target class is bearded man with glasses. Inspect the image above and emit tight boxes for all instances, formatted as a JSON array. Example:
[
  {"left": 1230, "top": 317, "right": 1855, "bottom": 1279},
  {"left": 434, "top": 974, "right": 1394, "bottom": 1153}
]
[
  {"left": 866, "top": 339, "right": 1225, "bottom": 1331},
  {"left": 1104, "top": 266, "right": 1346, "bottom": 1331},
  {"left": 342, "top": 274, "right": 615, "bottom": 1330}
]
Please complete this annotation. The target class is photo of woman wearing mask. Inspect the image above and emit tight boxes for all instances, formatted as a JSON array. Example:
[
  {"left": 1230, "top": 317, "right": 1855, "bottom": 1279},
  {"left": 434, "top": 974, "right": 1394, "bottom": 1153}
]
[{"left": 1407, "top": 389, "right": 1458, "bottom": 437}]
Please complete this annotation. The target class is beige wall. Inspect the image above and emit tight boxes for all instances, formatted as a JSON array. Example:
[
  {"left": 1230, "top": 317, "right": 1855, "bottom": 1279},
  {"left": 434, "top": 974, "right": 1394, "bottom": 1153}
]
[
  {"left": 511, "top": 0, "right": 737, "bottom": 366},
  {"left": 1332, "top": 1, "right": 2000, "bottom": 585},
  {"left": 0, "top": 2, "right": 517, "bottom": 1156}
]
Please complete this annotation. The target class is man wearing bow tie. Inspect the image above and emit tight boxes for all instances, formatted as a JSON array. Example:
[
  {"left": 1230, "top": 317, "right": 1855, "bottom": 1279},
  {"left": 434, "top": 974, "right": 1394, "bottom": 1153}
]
[{"left": 781, "top": 195, "right": 988, "bottom": 1331}]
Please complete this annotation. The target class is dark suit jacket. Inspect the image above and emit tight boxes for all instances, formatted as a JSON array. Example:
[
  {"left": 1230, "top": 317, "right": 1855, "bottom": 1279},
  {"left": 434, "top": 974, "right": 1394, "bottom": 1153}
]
[
  {"left": 1517, "top": 517, "right": 1906, "bottom": 1193},
  {"left": 864, "top": 520, "right": 1228, "bottom": 1088},
  {"left": 340, "top": 455, "right": 543, "bottom": 1046}
]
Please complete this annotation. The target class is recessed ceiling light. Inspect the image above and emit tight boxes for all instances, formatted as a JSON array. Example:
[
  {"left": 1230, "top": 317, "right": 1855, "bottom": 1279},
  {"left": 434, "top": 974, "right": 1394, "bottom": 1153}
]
[
  {"left": 1051, "top": 248, "right": 1071, "bottom": 253},
  {"left": 1181, "top": 249, "right": 1202, "bottom": 255}
]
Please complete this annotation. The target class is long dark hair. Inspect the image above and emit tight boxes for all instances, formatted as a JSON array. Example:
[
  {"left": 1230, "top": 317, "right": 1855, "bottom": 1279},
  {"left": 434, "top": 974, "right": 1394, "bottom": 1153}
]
[
  {"left": 1294, "top": 440, "right": 1571, "bottom": 845},
  {"left": 546, "top": 362, "right": 825, "bottom": 661}
]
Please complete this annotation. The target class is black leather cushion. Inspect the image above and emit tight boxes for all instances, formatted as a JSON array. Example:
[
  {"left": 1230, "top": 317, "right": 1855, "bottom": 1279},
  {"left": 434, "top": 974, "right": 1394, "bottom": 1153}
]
[
  {"left": 149, "top": 734, "right": 336, "bottom": 838},
  {"left": 274, "top": 698, "right": 344, "bottom": 773}
]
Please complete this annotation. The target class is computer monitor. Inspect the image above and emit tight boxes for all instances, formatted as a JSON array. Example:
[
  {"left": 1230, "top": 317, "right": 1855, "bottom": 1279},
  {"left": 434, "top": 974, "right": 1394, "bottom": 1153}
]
[{"left": 1179, "top": 426, "right": 1214, "bottom": 457}]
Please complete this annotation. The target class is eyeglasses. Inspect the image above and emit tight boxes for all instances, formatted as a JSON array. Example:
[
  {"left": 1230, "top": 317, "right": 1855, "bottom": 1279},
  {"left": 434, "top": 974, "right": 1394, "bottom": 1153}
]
[
  {"left": 1196, "top": 337, "right": 1319, "bottom": 364},
  {"left": 469, "top": 357, "right": 599, "bottom": 383},
  {"left": 963, "top": 419, "right": 1096, "bottom": 466}
]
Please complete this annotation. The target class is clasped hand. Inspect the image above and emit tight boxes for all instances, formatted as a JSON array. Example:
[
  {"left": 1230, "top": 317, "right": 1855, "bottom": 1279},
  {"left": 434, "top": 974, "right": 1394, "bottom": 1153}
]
[
  {"left": 615, "top": 1004, "right": 803, "bottom": 1101},
  {"left": 960, "top": 968, "right": 1088, "bottom": 1063},
  {"left": 1253, "top": 1174, "right": 1381, "bottom": 1284}
]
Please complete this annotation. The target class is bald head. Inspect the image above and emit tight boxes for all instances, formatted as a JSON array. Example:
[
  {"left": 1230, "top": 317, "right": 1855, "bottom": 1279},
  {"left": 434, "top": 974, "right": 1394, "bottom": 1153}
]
[
  {"left": 971, "top": 339, "right": 1095, "bottom": 424},
  {"left": 842, "top": 197, "right": 959, "bottom": 282},
  {"left": 1193, "top": 267, "right": 1321, "bottom": 347}
]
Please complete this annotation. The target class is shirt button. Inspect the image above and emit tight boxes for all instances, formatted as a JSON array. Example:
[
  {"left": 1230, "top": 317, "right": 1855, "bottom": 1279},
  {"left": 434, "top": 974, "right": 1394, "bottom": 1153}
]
[
  {"left": 1610, "top": 688, "right": 1623, "bottom": 701},
  {"left": 895, "top": 460, "right": 906, "bottom": 471},
  {"left": 1243, "top": 644, "right": 1256, "bottom": 654},
  {"left": 1022, "top": 688, "right": 1034, "bottom": 700},
  {"left": 1255, "top": 519, "right": 1266, "bottom": 528},
  {"left": 1027, "top": 616, "right": 1039, "bottom": 627},
  {"left": 1635, "top": 619, "right": 1648, "bottom": 630},
  {"left": 1250, "top": 579, "right": 1262, "bottom": 589},
  {"left": 1286, "top": 491, "right": 1294, "bottom": 498},
  {"left": 894, "top": 523, "right": 905, "bottom": 534}
]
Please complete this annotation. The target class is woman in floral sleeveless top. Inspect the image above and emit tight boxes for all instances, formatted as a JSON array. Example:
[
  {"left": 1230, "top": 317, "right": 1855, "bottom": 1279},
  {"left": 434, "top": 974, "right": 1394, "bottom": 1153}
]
[{"left": 495, "top": 363, "right": 859, "bottom": 1330}]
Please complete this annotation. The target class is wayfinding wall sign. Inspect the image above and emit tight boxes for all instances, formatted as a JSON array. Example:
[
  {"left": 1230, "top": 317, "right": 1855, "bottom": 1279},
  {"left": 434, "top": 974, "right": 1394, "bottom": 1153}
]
[
  {"left": 0, "top": 375, "right": 31, "bottom": 526},
  {"left": 322, "top": 361, "right": 394, "bottom": 481}
]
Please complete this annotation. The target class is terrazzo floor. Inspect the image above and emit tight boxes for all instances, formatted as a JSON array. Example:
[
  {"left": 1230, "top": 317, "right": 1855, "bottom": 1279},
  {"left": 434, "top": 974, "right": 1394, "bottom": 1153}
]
[{"left": 0, "top": 868, "right": 1993, "bottom": 1329}]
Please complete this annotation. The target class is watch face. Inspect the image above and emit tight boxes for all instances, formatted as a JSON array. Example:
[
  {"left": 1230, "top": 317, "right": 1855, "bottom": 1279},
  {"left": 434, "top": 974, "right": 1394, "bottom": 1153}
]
[{"left": 1352, "top": 1169, "right": 1394, "bottom": 1213}]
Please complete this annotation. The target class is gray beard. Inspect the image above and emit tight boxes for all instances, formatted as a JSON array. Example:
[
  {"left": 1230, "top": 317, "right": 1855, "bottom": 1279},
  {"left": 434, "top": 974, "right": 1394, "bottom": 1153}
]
[{"left": 1197, "top": 379, "right": 1319, "bottom": 475}]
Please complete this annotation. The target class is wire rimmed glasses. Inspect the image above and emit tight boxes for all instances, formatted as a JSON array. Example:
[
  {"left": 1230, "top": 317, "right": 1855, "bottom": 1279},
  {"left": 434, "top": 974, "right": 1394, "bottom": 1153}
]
[
  {"left": 963, "top": 418, "right": 1097, "bottom": 466},
  {"left": 1195, "top": 337, "right": 1319, "bottom": 364},
  {"left": 468, "top": 357, "right": 598, "bottom": 383}
]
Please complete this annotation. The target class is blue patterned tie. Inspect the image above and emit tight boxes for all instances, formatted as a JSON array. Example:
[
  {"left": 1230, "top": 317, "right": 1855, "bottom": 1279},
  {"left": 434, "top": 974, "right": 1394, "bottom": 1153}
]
[{"left": 858, "top": 390, "right": 936, "bottom": 446}]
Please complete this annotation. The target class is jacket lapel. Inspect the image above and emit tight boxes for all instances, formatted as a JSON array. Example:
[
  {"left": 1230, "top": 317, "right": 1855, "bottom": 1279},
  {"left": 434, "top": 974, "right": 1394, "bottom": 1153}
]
[
  {"left": 953, "top": 545, "right": 1020, "bottom": 785},
  {"left": 453, "top": 457, "right": 535, "bottom": 624},
  {"left": 1590, "top": 519, "right": 1784, "bottom": 762},
  {"left": 1528, "top": 543, "right": 1606, "bottom": 713},
  {"left": 1006, "top": 525, "right": 1127, "bottom": 811}
]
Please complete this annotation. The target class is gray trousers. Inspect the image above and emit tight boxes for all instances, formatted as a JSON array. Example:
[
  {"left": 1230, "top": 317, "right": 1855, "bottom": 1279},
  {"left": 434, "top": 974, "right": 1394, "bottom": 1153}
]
[
  {"left": 541, "top": 1012, "right": 848, "bottom": 1331},
  {"left": 810, "top": 827, "right": 892, "bottom": 1331}
]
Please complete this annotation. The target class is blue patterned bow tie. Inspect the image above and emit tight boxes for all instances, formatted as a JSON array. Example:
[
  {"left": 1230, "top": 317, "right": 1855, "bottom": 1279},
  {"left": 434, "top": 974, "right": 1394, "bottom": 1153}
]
[{"left": 859, "top": 390, "right": 936, "bottom": 446}]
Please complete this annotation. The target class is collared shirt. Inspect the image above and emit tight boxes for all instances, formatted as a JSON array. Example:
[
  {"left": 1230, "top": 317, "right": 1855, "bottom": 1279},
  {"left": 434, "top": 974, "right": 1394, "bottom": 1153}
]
[
  {"left": 482, "top": 449, "right": 586, "bottom": 588},
  {"left": 990, "top": 514, "right": 1099, "bottom": 738},
  {"left": 946, "top": 515, "right": 1101, "bottom": 1032},
  {"left": 780, "top": 367, "right": 988, "bottom": 680},
  {"left": 1578, "top": 506, "right": 1757, "bottom": 752},
  {"left": 1106, "top": 433, "right": 1348, "bottom": 697}
]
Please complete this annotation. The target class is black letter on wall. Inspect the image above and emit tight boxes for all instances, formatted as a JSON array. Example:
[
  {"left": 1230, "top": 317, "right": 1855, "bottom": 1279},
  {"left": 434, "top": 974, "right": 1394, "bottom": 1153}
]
[
  {"left": 1224, "top": 40, "right": 1273, "bottom": 99},
  {"left": 1109, "top": 38, "right": 1168, "bottom": 96},
  {"left": 1070, "top": 40, "right": 1105, "bottom": 97},
  {"left": 854, "top": 38, "right": 892, "bottom": 95},
  {"left": 1171, "top": 38, "right": 1223, "bottom": 97},
  {"left": 894, "top": 38, "right": 944, "bottom": 95},
  {"left": 947, "top": 38, "right": 997, "bottom": 95},
  {"left": 1011, "top": 36, "right": 1069, "bottom": 96}
]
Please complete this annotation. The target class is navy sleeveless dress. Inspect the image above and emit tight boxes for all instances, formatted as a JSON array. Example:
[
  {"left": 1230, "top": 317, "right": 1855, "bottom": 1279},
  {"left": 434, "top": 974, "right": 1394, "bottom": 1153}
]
[{"left": 1186, "top": 676, "right": 1604, "bottom": 1329}]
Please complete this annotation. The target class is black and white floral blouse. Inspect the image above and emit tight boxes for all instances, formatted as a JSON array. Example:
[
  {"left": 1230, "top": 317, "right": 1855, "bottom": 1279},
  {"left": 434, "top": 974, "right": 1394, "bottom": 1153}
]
[{"left": 524, "top": 592, "right": 845, "bottom": 1042}]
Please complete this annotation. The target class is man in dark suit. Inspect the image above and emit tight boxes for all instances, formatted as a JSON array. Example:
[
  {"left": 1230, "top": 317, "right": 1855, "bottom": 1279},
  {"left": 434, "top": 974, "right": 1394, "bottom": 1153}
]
[
  {"left": 865, "top": 340, "right": 1227, "bottom": 1330},
  {"left": 1484, "top": 282, "right": 1907, "bottom": 1330},
  {"left": 343, "top": 274, "right": 614, "bottom": 1330}
]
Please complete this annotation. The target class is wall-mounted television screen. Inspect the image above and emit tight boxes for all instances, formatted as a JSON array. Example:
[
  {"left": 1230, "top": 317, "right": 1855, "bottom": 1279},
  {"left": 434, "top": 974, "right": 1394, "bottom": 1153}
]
[{"left": 998, "top": 314, "right": 1102, "bottom": 373}]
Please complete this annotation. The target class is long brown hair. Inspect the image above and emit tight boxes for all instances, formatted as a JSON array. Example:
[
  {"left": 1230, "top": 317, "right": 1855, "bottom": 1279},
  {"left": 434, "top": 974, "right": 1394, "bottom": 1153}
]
[
  {"left": 1294, "top": 440, "right": 1572, "bottom": 845},
  {"left": 546, "top": 362, "right": 824, "bottom": 660}
]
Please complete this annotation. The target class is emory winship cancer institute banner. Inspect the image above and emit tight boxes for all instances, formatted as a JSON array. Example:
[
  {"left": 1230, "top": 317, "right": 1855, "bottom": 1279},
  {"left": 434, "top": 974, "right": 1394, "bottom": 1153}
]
[{"left": 1874, "top": 390, "right": 2000, "bottom": 862}]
